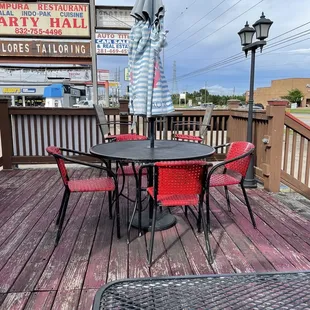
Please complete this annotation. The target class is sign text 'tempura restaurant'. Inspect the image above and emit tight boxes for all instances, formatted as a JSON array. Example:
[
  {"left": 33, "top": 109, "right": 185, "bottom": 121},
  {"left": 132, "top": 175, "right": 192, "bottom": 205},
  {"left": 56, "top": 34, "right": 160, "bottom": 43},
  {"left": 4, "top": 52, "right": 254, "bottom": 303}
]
[{"left": 0, "top": 2, "right": 90, "bottom": 37}]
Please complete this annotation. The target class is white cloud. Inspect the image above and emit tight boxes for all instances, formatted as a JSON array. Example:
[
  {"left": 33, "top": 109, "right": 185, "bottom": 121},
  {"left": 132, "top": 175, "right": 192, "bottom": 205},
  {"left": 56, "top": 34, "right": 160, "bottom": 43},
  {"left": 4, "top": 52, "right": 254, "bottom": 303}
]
[
  {"left": 286, "top": 48, "right": 310, "bottom": 54},
  {"left": 207, "top": 85, "right": 235, "bottom": 95}
]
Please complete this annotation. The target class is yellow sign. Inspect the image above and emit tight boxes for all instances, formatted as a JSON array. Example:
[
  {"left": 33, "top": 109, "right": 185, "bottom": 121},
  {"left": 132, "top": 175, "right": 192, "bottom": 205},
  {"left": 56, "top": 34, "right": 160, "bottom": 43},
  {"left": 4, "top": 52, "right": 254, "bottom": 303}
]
[
  {"left": 2, "top": 88, "right": 21, "bottom": 93},
  {"left": 0, "top": 2, "right": 90, "bottom": 37},
  {"left": 109, "top": 82, "right": 119, "bottom": 87}
]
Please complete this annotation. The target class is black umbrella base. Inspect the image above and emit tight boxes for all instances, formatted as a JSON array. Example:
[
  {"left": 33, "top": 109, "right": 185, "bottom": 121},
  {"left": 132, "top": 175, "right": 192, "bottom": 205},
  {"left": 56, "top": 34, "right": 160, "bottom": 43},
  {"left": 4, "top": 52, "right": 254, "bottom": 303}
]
[{"left": 132, "top": 208, "right": 177, "bottom": 232}]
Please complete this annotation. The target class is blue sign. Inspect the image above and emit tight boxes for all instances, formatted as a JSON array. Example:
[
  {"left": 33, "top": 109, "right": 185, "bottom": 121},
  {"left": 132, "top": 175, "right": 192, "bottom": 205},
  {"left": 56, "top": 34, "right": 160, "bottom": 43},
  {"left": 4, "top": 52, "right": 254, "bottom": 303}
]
[{"left": 22, "top": 88, "right": 36, "bottom": 93}]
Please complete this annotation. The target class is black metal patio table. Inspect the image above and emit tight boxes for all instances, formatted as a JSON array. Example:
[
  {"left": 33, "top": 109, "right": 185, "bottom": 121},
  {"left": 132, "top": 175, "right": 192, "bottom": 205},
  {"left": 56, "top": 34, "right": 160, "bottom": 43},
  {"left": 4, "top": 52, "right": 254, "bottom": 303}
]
[
  {"left": 93, "top": 271, "right": 310, "bottom": 309},
  {"left": 90, "top": 140, "right": 215, "bottom": 231}
]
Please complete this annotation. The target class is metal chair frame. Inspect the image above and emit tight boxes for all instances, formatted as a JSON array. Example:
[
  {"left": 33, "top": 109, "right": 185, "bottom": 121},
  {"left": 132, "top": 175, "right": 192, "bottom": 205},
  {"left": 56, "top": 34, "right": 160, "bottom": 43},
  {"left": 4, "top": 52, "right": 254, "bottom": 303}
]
[
  {"left": 46, "top": 147, "right": 120, "bottom": 245},
  {"left": 128, "top": 162, "right": 212, "bottom": 266},
  {"left": 205, "top": 143, "right": 257, "bottom": 263},
  {"left": 173, "top": 104, "right": 214, "bottom": 142}
]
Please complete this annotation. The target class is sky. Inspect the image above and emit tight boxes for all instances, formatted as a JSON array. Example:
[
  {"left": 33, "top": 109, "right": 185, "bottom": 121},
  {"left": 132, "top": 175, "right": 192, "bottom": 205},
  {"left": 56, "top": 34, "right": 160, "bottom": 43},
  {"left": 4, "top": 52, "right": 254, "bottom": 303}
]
[{"left": 96, "top": 0, "right": 310, "bottom": 96}]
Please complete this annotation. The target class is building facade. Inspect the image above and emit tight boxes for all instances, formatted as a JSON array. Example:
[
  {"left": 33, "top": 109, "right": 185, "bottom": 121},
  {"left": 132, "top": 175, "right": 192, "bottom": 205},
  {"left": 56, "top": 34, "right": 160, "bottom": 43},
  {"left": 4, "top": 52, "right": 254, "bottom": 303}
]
[{"left": 246, "top": 78, "right": 310, "bottom": 107}]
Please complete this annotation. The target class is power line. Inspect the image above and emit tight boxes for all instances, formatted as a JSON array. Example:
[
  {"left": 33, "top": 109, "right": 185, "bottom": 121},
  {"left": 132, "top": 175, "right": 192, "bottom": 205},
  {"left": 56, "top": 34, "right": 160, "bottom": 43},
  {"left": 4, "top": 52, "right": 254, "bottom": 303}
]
[
  {"left": 167, "top": 0, "right": 242, "bottom": 52},
  {"left": 167, "top": 0, "right": 199, "bottom": 26},
  {"left": 167, "top": 0, "right": 263, "bottom": 59},
  {"left": 171, "top": 26, "right": 310, "bottom": 82},
  {"left": 168, "top": 0, "right": 228, "bottom": 44}
]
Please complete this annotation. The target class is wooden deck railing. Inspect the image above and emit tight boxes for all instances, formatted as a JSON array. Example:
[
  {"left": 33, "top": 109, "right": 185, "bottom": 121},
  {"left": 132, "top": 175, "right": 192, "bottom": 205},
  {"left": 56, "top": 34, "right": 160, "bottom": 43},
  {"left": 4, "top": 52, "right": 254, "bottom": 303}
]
[
  {"left": 1, "top": 97, "right": 309, "bottom": 198},
  {"left": 0, "top": 99, "right": 229, "bottom": 167},
  {"left": 282, "top": 113, "right": 310, "bottom": 198}
]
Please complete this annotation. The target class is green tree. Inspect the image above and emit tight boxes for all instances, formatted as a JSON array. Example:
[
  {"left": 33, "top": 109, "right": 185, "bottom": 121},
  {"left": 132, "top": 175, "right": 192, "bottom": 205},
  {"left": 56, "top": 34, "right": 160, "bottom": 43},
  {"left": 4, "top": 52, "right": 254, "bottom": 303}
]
[{"left": 281, "top": 88, "right": 304, "bottom": 107}]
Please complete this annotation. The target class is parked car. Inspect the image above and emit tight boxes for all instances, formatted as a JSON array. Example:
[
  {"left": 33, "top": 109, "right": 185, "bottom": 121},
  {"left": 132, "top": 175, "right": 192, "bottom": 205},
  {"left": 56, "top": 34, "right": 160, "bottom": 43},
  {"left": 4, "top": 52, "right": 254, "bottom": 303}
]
[{"left": 73, "top": 100, "right": 93, "bottom": 108}]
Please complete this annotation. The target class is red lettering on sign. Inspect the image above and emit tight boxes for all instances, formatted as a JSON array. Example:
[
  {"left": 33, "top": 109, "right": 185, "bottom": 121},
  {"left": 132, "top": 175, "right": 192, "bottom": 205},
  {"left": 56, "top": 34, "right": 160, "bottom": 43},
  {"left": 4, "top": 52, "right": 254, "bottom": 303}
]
[
  {"left": 9, "top": 17, "right": 18, "bottom": 27},
  {"left": 50, "top": 18, "right": 60, "bottom": 28},
  {"left": 30, "top": 17, "right": 39, "bottom": 27},
  {"left": 0, "top": 17, "right": 7, "bottom": 26},
  {"left": 20, "top": 17, "right": 28, "bottom": 27},
  {"left": 62, "top": 18, "right": 71, "bottom": 28}
]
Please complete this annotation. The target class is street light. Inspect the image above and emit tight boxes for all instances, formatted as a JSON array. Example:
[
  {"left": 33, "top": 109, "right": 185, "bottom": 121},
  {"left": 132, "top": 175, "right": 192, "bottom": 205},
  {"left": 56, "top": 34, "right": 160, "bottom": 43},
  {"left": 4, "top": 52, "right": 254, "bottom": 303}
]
[{"left": 238, "top": 12, "right": 273, "bottom": 188}]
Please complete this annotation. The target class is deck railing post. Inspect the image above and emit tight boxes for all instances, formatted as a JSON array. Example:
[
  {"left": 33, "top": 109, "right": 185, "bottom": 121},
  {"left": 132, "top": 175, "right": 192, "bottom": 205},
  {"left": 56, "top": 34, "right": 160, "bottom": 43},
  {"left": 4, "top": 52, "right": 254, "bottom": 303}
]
[
  {"left": 119, "top": 99, "right": 129, "bottom": 134},
  {"left": 262, "top": 99, "right": 288, "bottom": 192},
  {"left": 0, "top": 98, "right": 13, "bottom": 169}
]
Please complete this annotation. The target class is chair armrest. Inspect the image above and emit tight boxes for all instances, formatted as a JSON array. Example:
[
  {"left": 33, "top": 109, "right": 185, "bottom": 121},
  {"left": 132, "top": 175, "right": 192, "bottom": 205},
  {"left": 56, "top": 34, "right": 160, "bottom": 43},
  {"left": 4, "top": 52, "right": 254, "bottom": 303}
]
[
  {"left": 206, "top": 148, "right": 254, "bottom": 186},
  {"left": 58, "top": 148, "right": 109, "bottom": 168},
  {"left": 53, "top": 153, "right": 117, "bottom": 180},
  {"left": 213, "top": 143, "right": 230, "bottom": 150}
]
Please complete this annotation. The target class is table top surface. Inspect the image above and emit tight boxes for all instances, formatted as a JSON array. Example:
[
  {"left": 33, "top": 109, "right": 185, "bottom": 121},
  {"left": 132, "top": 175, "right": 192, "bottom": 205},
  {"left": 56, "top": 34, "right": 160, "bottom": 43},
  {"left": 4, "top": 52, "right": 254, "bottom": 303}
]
[
  {"left": 93, "top": 271, "right": 310, "bottom": 309},
  {"left": 90, "top": 140, "right": 215, "bottom": 162}
]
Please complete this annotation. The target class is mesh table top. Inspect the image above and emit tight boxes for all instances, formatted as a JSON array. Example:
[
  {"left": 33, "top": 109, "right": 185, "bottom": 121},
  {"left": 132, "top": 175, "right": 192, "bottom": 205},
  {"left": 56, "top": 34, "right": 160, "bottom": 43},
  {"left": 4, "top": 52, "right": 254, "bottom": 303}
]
[{"left": 93, "top": 272, "right": 310, "bottom": 309}]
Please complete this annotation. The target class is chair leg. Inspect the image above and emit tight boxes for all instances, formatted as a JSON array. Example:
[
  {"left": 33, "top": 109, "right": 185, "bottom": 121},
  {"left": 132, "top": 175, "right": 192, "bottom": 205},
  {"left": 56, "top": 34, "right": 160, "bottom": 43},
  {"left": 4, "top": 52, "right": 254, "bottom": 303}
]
[
  {"left": 199, "top": 200, "right": 213, "bottom": 264},
  {"left": 127, "top": 199, "right": 138, "bottom": 244},
  {"left": 240, "top": 183, "right": 256, "bottom": 228},
  {"left": 205, "top": 192, "right": 211, "bottom": 233},
  {"left": 55, "top": 190, "right": 70, "bottom": 246},
  {"left": 108, "top": 192, "right": 113, "bottom": 219},
  {"left": 114, "top": 190, "right": 121, "bottom": 239},
  {"left": 138, "top": 186, "right": 143, "bottom": 237},
  {"left": 224, "top": 186, "right": 231, "bottom": 212},
  {"left": 56, "top": 188, "right": 69, "bottom": 226},
  {"left": 148, "top": 205, "right": 158, "bottom": 266},
  {"left": 197, "top": 206, "right": 202, "bottom": 233}
]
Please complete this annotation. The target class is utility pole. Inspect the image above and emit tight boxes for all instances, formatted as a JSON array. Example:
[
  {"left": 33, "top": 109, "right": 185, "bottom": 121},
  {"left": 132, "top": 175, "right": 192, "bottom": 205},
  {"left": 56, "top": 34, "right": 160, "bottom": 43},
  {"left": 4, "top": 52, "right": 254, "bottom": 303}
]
[
  {"left": 205, "top": 82, "right": 207, "bottom": 103},
  {"left": 90, "top": 0, "right": 98, "bottom": 104},
  {"left": 171, "top": 61, "right": 179, "bottom": 95}
]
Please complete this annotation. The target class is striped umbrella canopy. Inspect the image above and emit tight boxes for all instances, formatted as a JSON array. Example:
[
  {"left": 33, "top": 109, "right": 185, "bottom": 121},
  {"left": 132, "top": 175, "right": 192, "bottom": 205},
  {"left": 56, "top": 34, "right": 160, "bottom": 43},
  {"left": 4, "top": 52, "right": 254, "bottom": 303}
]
[{"left": 128, "top": 0, "right": 174, "bottom": 118}]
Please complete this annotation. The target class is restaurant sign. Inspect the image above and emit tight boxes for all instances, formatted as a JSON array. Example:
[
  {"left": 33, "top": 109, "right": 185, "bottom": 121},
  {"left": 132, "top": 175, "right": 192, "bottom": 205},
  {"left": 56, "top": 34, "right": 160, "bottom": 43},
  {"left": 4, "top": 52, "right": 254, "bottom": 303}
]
[
  {"left": 0, "top": 40, "right": 91, "bottom": 58},
  {"left": 96, "top": 32, "right": 129, "bottom": 55},
  {"left": 96, "top": 6, "right": 134, "bottom": 30},
  {"left": 0, "top": 2, "right": 90, "bottom": 37}
]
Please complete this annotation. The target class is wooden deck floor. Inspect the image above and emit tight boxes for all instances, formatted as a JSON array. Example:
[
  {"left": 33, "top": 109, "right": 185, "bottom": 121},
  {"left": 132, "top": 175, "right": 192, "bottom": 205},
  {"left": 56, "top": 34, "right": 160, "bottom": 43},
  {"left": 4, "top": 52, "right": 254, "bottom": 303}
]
[{"left": 1, "top": 168, "right": 310, "bottom": 309}]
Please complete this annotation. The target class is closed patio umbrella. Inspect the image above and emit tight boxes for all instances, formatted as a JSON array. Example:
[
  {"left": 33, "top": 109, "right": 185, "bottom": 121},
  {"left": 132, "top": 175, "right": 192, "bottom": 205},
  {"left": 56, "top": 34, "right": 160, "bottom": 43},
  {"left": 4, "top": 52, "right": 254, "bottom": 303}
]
[{"left": 129, "top": 0, "right": 174, "bottom": 147}]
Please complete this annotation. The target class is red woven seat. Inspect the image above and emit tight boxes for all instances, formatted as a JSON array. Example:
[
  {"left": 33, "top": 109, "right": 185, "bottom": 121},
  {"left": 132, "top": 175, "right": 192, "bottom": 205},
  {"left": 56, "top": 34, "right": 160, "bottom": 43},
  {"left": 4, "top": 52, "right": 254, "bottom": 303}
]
[
  {"left": 46, "top": 146, "right": 120, "bottom": 245},
  {"left": 147, "top": 187, "right": 199, "bottom": 206},
  {"left": 174, "top": 134, "right": 203, "bottom": 142},
  {"left": 137, "top": 160, "right": 212, "bottom": 266},
  {"left": 114, "top": 134, "right": 148, "bottom": 142},
  {"left": 210, "top": 174, "right": 240, "bottom": 187},
  {"left": 68, "top": 178, "right": 115, "bottom": 192}
]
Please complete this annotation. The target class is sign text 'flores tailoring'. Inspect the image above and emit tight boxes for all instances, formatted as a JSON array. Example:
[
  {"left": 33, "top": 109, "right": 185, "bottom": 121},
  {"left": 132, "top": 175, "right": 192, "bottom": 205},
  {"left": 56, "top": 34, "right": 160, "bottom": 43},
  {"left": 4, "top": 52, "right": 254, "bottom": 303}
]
[
  {"left": 0, "top": 2, "right": 90, "bottom": 37},
  {"left": 96, "top": 32, "right": 129, "bottom": 55},
  {"left": 0, "top": 40, "right": 91, "bottom": 58}
]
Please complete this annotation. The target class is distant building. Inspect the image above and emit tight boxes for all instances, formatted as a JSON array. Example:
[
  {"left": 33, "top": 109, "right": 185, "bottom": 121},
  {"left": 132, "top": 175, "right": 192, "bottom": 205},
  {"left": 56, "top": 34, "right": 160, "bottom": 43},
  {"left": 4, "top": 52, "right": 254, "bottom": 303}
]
[{"left": 246, "top": 78, "right": 310, "bottom": 107}]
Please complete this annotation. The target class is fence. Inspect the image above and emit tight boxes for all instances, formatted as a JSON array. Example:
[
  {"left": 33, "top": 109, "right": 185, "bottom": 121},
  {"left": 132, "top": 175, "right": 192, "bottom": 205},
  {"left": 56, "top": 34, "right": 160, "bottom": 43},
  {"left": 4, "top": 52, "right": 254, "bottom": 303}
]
[{"left": 0, "top": 98, "right": 309, "bottom": 198}]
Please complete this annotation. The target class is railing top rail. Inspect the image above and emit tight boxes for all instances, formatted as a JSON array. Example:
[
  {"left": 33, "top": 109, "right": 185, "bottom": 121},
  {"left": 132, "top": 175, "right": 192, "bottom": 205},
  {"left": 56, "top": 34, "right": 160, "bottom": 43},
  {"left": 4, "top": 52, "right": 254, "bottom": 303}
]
[
  {"left": 8, "top": 107, "right": 120, "bottom": 116},
  {"left": 285, "top": 112, "right": 310, "bottom": 140}
]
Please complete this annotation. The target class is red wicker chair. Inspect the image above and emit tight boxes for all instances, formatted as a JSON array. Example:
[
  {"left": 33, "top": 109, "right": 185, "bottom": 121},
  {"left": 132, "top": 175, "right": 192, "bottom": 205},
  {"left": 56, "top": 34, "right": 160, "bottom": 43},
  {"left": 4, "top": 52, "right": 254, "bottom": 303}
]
[
  {"left": 173, "top": 104, "right": 214, "bottom": 143},
  {"left": 132, "top": 161, "right": 212, "bottom": 266},
  {"left": 205, "top": 141, "right": 256, "bottom": 262},
  {"left": 94, "top": 104, "right": 147, "bottom": 143},
  {"left": 46, "top": 146, "right": 120, "bottom": 245}
]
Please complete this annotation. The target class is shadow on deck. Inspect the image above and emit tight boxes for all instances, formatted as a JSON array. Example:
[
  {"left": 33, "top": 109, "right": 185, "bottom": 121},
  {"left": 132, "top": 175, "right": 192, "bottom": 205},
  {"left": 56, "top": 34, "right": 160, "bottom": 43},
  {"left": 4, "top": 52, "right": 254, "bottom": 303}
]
[{"left": 0, "top": 168, "right": 310, "bottom": 309}]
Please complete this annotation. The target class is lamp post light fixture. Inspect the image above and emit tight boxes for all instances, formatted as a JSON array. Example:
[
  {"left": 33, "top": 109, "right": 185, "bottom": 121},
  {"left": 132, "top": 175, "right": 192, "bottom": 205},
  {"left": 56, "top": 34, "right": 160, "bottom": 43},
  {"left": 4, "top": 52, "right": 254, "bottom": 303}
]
[{"left": 238, "top": 12, "right": 273, "bottom": 188}]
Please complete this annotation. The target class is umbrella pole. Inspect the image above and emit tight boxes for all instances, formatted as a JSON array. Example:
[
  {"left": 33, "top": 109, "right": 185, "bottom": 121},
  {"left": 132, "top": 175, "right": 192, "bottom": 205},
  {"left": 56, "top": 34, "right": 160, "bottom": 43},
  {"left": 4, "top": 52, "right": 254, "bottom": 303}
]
[{"left": 149, "top": 117, "right": 155, "bottom": 148}]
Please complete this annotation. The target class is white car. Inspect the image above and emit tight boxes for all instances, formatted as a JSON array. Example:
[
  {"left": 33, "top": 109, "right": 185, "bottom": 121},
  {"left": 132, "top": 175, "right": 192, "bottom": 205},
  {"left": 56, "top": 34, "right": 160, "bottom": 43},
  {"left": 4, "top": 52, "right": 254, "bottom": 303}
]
[{"left": 73, "top": 100, "right": 93, "bottom": 108}]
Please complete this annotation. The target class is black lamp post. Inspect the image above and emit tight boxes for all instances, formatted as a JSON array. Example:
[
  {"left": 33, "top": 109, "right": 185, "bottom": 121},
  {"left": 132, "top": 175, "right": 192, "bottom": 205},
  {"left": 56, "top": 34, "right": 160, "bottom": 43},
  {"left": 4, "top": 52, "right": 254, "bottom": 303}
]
[{"left": 238, "top": 12, "right": 273, "bottom": 188}]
